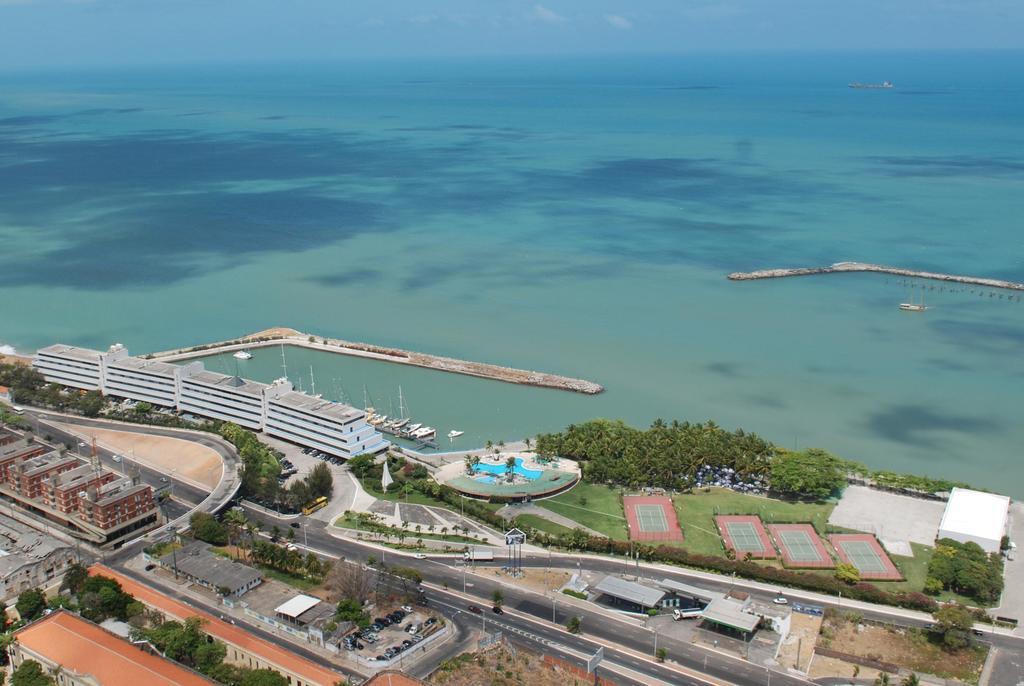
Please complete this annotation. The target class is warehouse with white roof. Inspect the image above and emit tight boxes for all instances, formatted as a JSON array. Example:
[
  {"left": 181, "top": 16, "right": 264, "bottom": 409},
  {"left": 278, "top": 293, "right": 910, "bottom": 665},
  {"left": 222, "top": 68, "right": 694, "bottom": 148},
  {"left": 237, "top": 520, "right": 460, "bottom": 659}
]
[{"left": 937, "top": 487, "right": 1011, "bottom": 553}]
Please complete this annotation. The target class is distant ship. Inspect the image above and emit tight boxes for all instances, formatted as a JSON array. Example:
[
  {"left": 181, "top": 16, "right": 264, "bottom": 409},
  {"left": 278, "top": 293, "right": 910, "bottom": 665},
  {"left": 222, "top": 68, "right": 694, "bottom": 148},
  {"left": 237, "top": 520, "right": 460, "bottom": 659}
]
[{"left": 849, "top": 81, "right": 894, "bottom": 90}]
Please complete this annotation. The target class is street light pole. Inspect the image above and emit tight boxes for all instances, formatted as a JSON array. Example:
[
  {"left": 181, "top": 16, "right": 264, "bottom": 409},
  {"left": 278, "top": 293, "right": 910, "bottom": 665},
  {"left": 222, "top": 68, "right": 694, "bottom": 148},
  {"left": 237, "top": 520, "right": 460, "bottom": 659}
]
[{"left": 551, "top": 596, "right": 556, "bottom": 623}]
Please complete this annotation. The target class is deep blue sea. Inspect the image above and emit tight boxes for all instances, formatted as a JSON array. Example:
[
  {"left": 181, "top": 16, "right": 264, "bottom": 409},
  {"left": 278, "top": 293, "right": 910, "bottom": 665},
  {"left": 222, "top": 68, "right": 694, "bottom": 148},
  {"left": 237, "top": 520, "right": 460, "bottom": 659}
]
[{"left": 1, "top": 53, "right": 1022, "bottom": 494}]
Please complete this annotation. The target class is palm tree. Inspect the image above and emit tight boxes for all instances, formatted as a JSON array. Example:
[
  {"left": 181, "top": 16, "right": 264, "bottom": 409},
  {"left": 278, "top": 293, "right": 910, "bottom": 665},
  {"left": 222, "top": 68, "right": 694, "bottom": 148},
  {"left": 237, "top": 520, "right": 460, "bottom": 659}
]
[{"left": 524, "top": 437, "right": 532, "bottom": 451}]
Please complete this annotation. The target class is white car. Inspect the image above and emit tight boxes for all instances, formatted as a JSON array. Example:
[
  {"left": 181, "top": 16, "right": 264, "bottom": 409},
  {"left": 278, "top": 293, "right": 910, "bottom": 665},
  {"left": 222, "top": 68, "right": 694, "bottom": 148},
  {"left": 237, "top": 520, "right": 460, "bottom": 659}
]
[
  {"left": 112, "top": 455, "right": 122, "bottom": 463},
  {"left": 414, "top": 553, "right": 426, "bottom": 559},
  {"left": 772, "top": 595, "right": 789, "bottom": 605}
]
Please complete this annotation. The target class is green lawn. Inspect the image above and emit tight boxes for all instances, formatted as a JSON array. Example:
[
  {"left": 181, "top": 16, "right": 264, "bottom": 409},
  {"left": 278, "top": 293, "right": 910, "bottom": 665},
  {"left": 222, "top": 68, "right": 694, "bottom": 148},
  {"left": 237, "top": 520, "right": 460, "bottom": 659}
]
[
  {"left": 513, "top": 514, "right": 577, "bottom": 537},
  {"left": 258, "top": 566, "right": 321, "bottom": 591},
  {"left": 673, "top": 488, "right": 837, "bottom": 557},
  {"left": 333, "top": 513, "right": 484, "bottom": 544},
  {"left": 538, "top": 483, "right": 628, "bottom": 540},
  {"left": 360, "top": 477, "right": 501, "bottom": 513}
]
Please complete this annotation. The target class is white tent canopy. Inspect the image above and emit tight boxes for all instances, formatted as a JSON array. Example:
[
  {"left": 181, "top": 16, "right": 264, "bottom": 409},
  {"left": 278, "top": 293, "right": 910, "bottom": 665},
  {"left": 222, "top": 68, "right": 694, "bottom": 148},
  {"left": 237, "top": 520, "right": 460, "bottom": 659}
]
[{"left": 937, "top": 488, "right": 1010, "bottom": 553}]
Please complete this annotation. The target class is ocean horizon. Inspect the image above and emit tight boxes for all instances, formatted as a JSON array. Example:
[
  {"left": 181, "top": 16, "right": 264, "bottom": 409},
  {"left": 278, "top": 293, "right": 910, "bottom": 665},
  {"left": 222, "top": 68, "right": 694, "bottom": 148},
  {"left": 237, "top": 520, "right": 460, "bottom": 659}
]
[{"left": 1, "top": 52, "right": 1022, "bottom": 495}]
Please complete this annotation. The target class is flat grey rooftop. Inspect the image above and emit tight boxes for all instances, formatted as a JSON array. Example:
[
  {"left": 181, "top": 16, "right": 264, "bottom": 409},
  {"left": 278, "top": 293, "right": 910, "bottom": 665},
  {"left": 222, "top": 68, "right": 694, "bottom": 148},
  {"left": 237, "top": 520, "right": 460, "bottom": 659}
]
[
  {"left": 270, "top": 391, "right": 362, "bottom": 422},
  {"left": 107, "top": 356, "right": 179, "bottom": 377},
  {"left": 35, "top": 344, "right": 102, "bottom": 363},
  {"left": 702, "top": 596, "right": 760, "bottom": 633},
  {"left": 593, "top": 575, "right": 665, "bottom": 608},
  {"left": 181, "top": 368, "right": 268, "bottom": 397},
  {"left": 159, "top": 540, "right": 262, "bottom": 593}
]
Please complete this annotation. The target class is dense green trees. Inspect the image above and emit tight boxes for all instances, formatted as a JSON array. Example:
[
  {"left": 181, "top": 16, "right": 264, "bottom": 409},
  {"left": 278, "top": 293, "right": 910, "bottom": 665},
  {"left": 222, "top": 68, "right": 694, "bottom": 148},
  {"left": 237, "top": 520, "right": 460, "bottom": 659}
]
[
  {"left": 932, "top": 603, "right": 975, "bottom": 649},
  {"left": 287, "top": 462, "right": 334, "bottom": 507},
  {"left": 10, "top": 660, "right": 54, "bottom": 686},
  {"left": 927, "top": 538, "right": 1003, "bottom": 603},
  {"left": 770, "top": 449, "right": 847, "bottom": 499},
  {"left": 535, "top": 419, "right": 774, "bottom": 491},
  {"left": 191, "top": 512, "right": 229, "bottom": 546},
  {"left": 143, "top": 618, "right": 287, "bottom": 686},
  {"left": 15, "top": 588, "right": 46, "bottom": 622},
  {"left": 77, "top": 574, "right": 142, "bottom": 623},
  {"left": 220, "top": 423, "right": 283, "bottom": 503}
]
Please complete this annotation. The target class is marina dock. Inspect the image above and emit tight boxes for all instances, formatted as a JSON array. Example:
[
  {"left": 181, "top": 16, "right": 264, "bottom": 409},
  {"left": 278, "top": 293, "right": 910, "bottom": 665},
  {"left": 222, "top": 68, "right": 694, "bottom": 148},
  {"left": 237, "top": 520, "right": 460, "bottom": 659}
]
[
  {"left": 148, "top": 327, "right": 604, "bottom": 395},
  {"left": 728, "top": 262, "right": 1024, "bottom": 292}
]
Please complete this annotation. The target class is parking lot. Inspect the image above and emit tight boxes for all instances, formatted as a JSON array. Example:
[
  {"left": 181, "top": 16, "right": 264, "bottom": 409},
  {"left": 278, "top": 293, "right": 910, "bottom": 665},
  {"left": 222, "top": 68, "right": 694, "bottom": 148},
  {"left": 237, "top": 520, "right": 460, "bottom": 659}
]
[{"left": 345, "top": 605, "right": 443, "bottom": 664}]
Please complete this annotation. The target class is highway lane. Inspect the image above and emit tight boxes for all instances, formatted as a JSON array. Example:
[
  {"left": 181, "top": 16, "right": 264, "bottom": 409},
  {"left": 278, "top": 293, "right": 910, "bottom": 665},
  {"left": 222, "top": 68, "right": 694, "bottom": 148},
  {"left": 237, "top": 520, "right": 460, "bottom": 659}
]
[
  {"left": 242, "top": 505, "right": 807, "bottom": 686},
  {"left": 243, "top": 505, "right": 1024, "bottom": 663}
]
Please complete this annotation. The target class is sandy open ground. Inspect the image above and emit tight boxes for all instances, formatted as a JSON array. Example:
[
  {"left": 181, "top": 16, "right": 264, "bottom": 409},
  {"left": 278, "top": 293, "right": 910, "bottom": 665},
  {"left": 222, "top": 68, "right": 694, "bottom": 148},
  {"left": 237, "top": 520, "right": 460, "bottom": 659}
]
[{"left": 52, "top": 423, "right": 223, "bottom": 490}]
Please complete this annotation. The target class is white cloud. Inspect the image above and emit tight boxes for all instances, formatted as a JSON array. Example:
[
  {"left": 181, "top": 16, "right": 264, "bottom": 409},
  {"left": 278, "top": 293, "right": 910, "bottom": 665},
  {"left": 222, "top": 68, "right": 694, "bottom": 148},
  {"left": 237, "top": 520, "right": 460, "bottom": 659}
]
[
  {"left": 605, "top": 14, "right": 632, "bottom": 30},
  {"left": 531, "top": 4, "right": 566, "bottom": 24}
]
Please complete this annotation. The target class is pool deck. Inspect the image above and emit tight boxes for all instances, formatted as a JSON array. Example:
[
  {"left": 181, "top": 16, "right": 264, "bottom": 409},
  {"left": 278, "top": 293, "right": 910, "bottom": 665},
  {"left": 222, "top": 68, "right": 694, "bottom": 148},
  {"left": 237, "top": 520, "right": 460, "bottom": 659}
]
[{"left": 434, "top": 452, "right": 581, "bottom": 501}]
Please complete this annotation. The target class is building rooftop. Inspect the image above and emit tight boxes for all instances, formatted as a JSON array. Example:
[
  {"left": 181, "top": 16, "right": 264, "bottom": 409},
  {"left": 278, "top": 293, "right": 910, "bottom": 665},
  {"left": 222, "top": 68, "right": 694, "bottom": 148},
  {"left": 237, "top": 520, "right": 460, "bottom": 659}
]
[
  {"left": 275, "top": 594, "right": 322, "bottom": 619},
  {"left": 593, "top": 575, "right": 666, "bottom": 608},
  {"left": 108, "top": 356, "right": 180, "bottom": 377},
  {"left": 701, "top": 595, "right": 760, "bottom": 633},
  {"left": 0, "top": 517, "right": 73, "bottom": 578},
  {"left": 270, "top": 391, "right": 363, "bottom": 423},
  {"left": 158, "top": 540, "right": 262, "bottom": 594},
  {"left": 13, "top": 611, "right": 215, "bottom": 686},
  {"left": 181, "top": 368, "right": 269, "bottom": 397},
  {"left": 35, "top": 344, "right": 103, "bottom": 363},
  {"left": 89, "top": 564, "right": 345, "bottom": 686},
  {"left": 364, "top": 672, "right": 428, "bottom": 686},
  {"left": 938, "top": 487, "right": 1011, "bottom": 543},
  {"left": 657, "top": 578, "right": 717, "bottom": 602}
]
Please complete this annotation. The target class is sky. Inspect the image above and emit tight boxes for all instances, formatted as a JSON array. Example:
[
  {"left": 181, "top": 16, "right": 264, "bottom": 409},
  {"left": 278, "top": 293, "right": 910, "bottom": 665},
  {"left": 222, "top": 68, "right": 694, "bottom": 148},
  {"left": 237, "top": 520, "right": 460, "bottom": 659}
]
[{"left": 0, "top": 0, "right": 1021, "bottom": 69}]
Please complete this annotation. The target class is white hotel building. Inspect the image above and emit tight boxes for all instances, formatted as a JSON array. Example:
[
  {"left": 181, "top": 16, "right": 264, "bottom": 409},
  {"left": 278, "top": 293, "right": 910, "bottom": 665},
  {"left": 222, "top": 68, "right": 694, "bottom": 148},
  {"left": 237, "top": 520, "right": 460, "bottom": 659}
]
[{"left": 32, "top": 344, "right": 387, "bottom": 459}]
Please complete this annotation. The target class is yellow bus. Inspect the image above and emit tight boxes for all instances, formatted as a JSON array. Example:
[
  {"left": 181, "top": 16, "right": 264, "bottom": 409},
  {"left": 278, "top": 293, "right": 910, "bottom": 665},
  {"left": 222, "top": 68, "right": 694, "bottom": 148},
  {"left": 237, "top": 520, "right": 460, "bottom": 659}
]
[{"left": 302, "top": 496, "right": 328, "bottom": 516}]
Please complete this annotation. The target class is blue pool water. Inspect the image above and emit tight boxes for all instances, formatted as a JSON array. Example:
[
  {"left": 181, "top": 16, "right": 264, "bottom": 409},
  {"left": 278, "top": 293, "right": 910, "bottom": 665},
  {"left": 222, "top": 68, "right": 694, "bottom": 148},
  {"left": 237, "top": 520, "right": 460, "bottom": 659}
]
[
  {"left": 474, "top": 458, "right": 543, "bottom": 481},
  {"left": 474, "top": 475, "right": 497, "bottom": 485}
]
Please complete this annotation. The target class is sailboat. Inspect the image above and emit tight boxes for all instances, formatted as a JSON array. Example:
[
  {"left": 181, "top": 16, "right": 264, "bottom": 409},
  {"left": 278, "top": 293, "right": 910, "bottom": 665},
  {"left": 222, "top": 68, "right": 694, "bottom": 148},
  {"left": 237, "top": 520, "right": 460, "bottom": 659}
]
[{"left": 899, "top": 288, "right": 928, "bottom": 312}]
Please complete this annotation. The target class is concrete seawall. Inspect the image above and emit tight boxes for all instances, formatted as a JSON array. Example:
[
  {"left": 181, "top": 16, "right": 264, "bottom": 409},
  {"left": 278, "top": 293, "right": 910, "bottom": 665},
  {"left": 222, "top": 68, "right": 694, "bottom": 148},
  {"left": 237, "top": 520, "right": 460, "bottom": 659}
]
[
  {"left": 728, "top": 262, "right": 1024, "bottom": 292},
  {"left": 148, "top": 327, "right": 604, "bottom": 395}
]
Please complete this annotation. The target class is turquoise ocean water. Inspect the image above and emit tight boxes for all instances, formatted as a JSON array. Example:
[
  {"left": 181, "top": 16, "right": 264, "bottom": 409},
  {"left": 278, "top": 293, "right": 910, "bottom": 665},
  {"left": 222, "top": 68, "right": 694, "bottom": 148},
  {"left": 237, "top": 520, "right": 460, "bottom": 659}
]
[{"left": 1, "top": 53, "right": 1022, "bottom": 494}]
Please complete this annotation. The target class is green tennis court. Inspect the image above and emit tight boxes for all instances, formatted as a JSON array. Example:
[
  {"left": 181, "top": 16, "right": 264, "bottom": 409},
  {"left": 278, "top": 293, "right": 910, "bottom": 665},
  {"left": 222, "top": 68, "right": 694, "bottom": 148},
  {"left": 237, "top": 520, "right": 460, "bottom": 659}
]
[
  {"left": 779, "top": 529, "right": 823, "bottom": 562},
  {"left": 725, "top": 521, "right": 765, "bottom": 552},
  {"left": 635, "top": 504, "right": 669, "bottom": 532},
  {"left": 838, "top": 540, "right": 886, "bottom": 573}
]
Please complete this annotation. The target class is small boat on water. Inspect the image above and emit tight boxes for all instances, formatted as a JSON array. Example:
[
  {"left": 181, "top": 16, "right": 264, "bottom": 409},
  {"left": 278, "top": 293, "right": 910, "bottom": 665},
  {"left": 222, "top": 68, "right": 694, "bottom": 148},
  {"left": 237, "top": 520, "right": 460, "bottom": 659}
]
[
  {"left": 406, "top": 423, "right": 422, "bottom": 434},
  {"left": 899, "top": 303, "right": 928, "bottom": 312},
  {"left": 369, "top": 414, "right": 387, "bottom": 425},
  {"left": 849, "top": 81, "right": 894, "bottom": 89},
  {"left": 392, "top": 418, "right": 410, "bottom": 429},
  {"left": 233, "top": 350, "right": 253, "bottom": 360},
  {"left": 412, "top": 426, "right": 436, "bottom": 440},
  {"left": 447, "top": 430, "right": 464, "bottom": 440}
]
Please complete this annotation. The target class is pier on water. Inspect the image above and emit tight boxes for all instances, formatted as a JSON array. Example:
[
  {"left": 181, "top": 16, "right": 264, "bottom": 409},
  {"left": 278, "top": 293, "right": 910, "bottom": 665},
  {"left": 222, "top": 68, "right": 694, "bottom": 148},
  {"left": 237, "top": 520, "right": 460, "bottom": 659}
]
[{"left": 728, "top": 262, "right": 1024, "bottom": 293}]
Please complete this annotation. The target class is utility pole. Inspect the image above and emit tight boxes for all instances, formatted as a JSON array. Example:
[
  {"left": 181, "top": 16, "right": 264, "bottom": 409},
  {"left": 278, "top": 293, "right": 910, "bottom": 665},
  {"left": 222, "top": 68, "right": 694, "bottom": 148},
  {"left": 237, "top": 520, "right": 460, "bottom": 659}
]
[{"left": 551, "top": 596, "right": 556, "bottom": 623}]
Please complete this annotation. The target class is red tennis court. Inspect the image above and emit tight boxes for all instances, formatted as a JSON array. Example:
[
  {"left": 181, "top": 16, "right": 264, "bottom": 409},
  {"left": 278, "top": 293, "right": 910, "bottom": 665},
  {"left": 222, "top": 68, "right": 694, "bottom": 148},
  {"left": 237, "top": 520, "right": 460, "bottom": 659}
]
[
  {"left": 830, "top": 534, "right": 902, "bottom": 580},
  {"left": 715, "top": 515, "right": 775, "bottom": 559},
  {"left": 769, "top": 523, "right": 835, "bottom": 568},
  {"left": 623, "top": 495, "right": 684, "bottom": 542}
]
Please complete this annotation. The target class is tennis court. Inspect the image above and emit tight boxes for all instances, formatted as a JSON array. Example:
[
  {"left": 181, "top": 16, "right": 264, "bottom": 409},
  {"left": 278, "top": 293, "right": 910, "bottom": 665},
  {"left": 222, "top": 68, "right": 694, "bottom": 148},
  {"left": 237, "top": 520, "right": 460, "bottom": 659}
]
[
  {"left": 623, "top": 495, "right": 684, "bottom": 542},
  {"left": 715, "top": 515, "right": 775, "bottom": 559},
  {"left": 769, "top": 523, "right": 834, "bottom": 568},
  {"left": 830, "top": 534, "right": 902, "bottom": 580}
]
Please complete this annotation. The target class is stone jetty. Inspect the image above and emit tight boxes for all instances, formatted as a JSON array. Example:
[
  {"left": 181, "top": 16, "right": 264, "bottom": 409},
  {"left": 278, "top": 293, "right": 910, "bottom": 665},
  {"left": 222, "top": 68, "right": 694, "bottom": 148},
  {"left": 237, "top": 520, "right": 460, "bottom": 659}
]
[
  {"left": 148, "top": 327, "right": 604, "bottom": 395},
  {"left": 728, "top": 262, "right": 1024, "bottom": 292}
]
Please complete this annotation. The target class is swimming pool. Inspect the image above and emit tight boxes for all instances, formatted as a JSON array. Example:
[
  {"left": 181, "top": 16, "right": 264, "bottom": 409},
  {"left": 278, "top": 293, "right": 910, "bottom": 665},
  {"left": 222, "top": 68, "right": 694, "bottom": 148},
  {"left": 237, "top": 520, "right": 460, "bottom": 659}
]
[{"left": 473, "top": 457, "right": 542, "bottom": 481}]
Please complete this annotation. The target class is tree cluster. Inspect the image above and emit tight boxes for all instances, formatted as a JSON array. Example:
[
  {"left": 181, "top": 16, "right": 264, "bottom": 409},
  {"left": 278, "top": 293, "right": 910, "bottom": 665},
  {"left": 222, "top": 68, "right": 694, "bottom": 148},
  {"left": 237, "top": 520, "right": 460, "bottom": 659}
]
[
  {"left": 927, "top": 538, "right": 1004, "bottom": 603},
  {"left": 534, "top": 419, "right": 774, "bottom": 491},
  {"left": 770, "top": 449, "right": 848, "bottom": 500},
  {"left": 141, "top": 617, "right": 288, "bottom": 686},
  {"left": 249, "top": 540, "right": 328, "bottom": 581}
]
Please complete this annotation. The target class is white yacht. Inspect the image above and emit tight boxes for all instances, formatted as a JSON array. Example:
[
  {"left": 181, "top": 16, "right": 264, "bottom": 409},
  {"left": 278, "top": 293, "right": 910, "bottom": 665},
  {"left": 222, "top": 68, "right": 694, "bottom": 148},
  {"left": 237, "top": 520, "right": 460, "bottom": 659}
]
[
  {"left": 447, "top": 430, "right": 464, "bottom": 440},
  {"left": 233, "top": 350, "right": 253, "bottom": 360},
  {"left": 899, "top": 303, "right": 928, "bottom": 312}
]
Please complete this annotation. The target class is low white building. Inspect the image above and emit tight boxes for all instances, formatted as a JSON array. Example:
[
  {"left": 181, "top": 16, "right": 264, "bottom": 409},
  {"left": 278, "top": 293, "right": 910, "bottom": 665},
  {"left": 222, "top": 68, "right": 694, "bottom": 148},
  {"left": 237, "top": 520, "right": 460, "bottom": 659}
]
[
  {"left": 104, "top": 356, "right": 181, "bottom": 409},
  {"left": 937, "top": 487, "right": 1010, "bottom": 553},
  {"left": 179, "top": 364, "right": 269, "bottom": 430},
  {"left": 32, "top": 343, "right": 387, "bottom": 458}
]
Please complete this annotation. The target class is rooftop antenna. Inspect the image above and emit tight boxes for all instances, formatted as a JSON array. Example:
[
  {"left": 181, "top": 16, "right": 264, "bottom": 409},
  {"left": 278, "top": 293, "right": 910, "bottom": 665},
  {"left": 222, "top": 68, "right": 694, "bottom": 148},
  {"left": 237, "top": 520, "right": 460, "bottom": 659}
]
[{"left": 280, "top": 344, "right": 288, "bottom": 380}]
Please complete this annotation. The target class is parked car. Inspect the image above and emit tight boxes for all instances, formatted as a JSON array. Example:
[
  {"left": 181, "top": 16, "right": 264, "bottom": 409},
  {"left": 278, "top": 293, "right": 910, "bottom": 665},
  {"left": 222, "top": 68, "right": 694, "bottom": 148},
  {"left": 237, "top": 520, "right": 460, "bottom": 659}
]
[
  {"left": 491, "top": 606, "right": 504, "bottom": 614},
  {"left": 144, "top": 564, "right": 156, "bottom": 571},
  {"left": 424, "top": 617, "right": 438, "bottom": 626},
  {"left": 414, "top": 553, "right": 426, "bottom": 559},
  {"left": 400, "top": 605, "right": 413, "bottom": 613},
  {"left": 468, "top": 605, "right": 482, "bottom": 614},
  {"left": 290, "top": 522, "right": 301, "bottom": 528}
]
